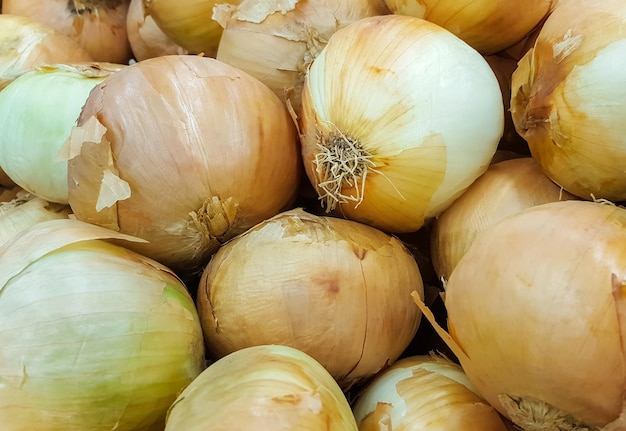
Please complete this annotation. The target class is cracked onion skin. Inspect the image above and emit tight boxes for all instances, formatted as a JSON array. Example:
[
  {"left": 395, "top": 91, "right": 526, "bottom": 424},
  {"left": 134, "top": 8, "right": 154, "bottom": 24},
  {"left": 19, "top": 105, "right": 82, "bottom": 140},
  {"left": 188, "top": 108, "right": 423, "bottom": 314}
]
[{"left": 196, "top": 208, "right": 424, "bottom": 390}]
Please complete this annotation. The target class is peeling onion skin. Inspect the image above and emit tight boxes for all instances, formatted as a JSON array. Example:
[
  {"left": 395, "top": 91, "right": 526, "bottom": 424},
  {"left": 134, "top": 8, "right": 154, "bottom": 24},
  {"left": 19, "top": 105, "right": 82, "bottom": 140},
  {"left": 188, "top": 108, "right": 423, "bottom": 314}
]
[
  {"left": 67, "top": 55, "right": 301, "bottom": 276},
  {"left": 196, "top": 208, "right": 424, "bottom": 390},
  {"left": 511, "top": 0, "right": 626, "bottom": 202},
  {"left": 440, "top": 200, "right": 626, "bottom": 430}
]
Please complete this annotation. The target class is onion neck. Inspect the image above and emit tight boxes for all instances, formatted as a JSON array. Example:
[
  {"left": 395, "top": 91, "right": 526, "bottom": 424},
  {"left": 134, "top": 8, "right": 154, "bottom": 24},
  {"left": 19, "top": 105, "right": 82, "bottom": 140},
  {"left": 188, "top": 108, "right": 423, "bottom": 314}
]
[{"left": 68, "top": 0, "right": 126, "bottom": 14}]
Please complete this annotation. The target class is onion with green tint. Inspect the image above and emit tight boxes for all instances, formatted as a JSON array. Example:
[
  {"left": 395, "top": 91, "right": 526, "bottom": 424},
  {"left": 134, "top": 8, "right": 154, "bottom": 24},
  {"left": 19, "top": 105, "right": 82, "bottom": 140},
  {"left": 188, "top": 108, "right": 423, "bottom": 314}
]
[{"left": 0, "top": 218, "right": 206, "bottom": 431}]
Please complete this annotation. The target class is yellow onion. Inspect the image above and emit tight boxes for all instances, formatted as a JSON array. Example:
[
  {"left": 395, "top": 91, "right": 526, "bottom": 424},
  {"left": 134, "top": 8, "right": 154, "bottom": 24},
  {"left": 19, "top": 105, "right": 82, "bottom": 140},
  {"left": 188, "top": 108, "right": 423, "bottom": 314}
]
[
  {"left": 352, "top": 355, "right": 509, "bottom": 431},
  {"left": 511, "top": 0, "right": 626, "bottom": 202},
  {"left": 67, "top": 54, "right": 301, "bottom": 275},
  {"left": 3, "top": 0, "right": 133, "bottom": 64},
  {"left": 383, "top": 0, "right": 553, "bottom": 55},
  {"left": 196, "top": 208, "right": 424, "bottom": 389},
  {"left": 165, "top": 344, "right": 358, "bottom": 430},
  {"left": 214, "top": 0, "right": 388, "bottom": 114},
  {"left": 126, "top": 0, "right": 187, "bottom": 61},
  {"left": 299, "top": 15, "right": 503, "bottom": 233},
  {"left": 0, "top": 14, "right": 94, "bottom": 90},
  {"left": 414, "top": 200, "right": 626, "bottom": 430},
  {"left": 430, "top": 157, "right": 578, "bottom": 282},
  {"left": 143, "top": 0, "right": 242, "bottom": 57},
  {"left": 0, "top": 218, "right": 206, "bottom": 431},
  {"left": 0, "top": 63, "right": 123, "bottom": 204}
]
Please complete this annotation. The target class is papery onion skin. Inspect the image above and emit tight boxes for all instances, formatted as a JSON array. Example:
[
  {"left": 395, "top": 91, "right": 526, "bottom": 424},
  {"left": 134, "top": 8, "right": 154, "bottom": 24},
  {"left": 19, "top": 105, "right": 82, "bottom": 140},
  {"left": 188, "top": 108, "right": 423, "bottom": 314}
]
[
  {"left": 430, "top": 157, "right": 579, "bottom": 282},
  {"left": 165, "top": 344, "right": 358, "bottom": 431},
  {"left": 0, "top": 218, "right": 206, "bottom": 431},
  {"left": 197, "top": 208, "right": 424, "bottom": 389},
  {"left": 384, "top": 0, "right": 553, "bottom": 55},
  {"left": 352, "top": 355, "right": 509, "bottom": 431},
  {"left": 67, "top": 54, "right": 301, "bottom": 275},
  {"left": 511, "top": 0, "right": 626, "bottom": 202},
  {"left": 437, "top": 200, "right": 626, "bottom": 429},
  {"left": 299, "top": 14, "right": 503, "bottom": 233}
]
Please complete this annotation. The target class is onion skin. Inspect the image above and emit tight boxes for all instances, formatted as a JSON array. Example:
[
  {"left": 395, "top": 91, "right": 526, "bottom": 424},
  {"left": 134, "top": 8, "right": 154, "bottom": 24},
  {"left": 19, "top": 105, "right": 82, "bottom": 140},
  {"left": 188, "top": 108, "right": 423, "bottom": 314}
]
[
  {"left": 196, "top": 208, "right": 424, "bottom": 389},
  {"left": 511, "top": 0, "right": 626, "bottom": 202},
  {"left": 67, "top": 55, "right": 301, "bottom": 275}
]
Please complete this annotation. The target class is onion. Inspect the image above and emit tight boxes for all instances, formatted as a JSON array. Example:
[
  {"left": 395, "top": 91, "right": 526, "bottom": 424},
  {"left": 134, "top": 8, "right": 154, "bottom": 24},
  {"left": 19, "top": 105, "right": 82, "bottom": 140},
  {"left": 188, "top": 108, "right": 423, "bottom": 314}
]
[
  {"left": 0, "top": 62, "right": 123, "bottom": 205},
  {"left": 299, "top": 14, "right": 504, "bottom": 233},
  {"left": 0, "top": 218, "right": 205, "bottom": 431},
  {"left": 430, "top": 157, "right": 579, "bottom": 282},
  {"left": 0, "top": 14, "right": 94, "bottom": 90},
  {"left": 126, "top": 0, "right": 187, "bottom": 61},
  {"left": 352, "top": 355, "right": 509, "bottom": 431},
  {"left": 511, "top": 0, "right": 626, "bottom": 202},
  {"left": 3, "top": 0, "right": 133, "bottom": 64},
  {"left": 196, "top": 208, "right": 424, "bottom": 389},
  {"left": 414, "top": 200, "right": 626, "bottom": 430},
  {"left": 383, "top": 0, "right": 553, "bottom": 55},
  {"left": 165, "top": 344, "right": 358, "bottom": 430},
  {"left": 67, "top": 54, "right": 301, "bottom": 275},
  {"left": 214, "top": 0, "right": 388, "bottom": 114}
]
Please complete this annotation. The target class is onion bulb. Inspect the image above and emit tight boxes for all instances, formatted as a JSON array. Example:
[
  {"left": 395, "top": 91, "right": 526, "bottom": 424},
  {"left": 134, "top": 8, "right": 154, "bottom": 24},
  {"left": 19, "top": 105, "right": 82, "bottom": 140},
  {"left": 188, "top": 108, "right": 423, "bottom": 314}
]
[
  {"left": 0, "top": 14, "right": 94, "bottom": 90},
  {"left": 383, "top": 0, "right": 553, "bottom": 55},
  {"left": 126, "top": 0, "right": 187, "bottom": 61},
  {"left": 3, "top": 0, "right": 133, "bottom": 64},
  {"left": 414, "top": 200, "right": 626, "bottom": 430},
  {"left": 352, "top": 355, "right": 509, "bottom": 431},
  {"left": 430, "top": 157, "right": 579, "bottom": 282},
  {"left": 511, "top": 0, "right": 626, "bottom": 202},
  {"left": 0, "top": 218, "right": 206, "bottom": 431},
  {"left": 214, "top": 0, "right": 389, "bottom": 114},
  {"left": 196, "top": 208, "right": 424, "bottom": 389},
  {"left": 0, "top": 63, "right": 123, "bottom": 205},
  {"left": 165, "top": 344, "right": 357, "bottom": 430},
  {"left": 67, "top": 54, "right": 301, "bottom": 275},
  {"left": 299, "top": 14, "right": 504, "bottom": 233}
]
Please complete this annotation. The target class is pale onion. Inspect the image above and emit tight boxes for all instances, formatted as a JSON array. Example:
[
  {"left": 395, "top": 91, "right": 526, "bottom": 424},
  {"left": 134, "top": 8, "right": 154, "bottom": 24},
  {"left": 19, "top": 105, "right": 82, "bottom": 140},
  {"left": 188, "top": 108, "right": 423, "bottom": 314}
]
[
  {"left": 0, "top": 14, "right": 93, "bottom": 90},
  {"left": 0, "top": 62, "right": 123, "bottom": 204},
  {"left": 3, "top": 0, "right": 133, "bottom": 64},
  {"left": 352, "top": 354, "right": 509, "bottom": 431},
  {"left": 0, "top": 190, "right": 70, "bottom": 247},
  {"left": 165, "top": 344, "right": 358, "bottom": 431},
  {"left": 383, "top": 0, "right": 553, "bottom": 55},
  {"left": 430, "top": 157, "right": 579, "bottom": 282},
  {"left": 143, "top": 0, "right": 243, "bottom": 57},
  {"left": 214, "top": 0, "right": 389, "bottom": 114},
  {"left": 126, "top": 0, "right": 187, "bottom": 61},
  {"left": 0, "top": 218, "right": 206, "bottom": 431},
  {"left": 299, "top": 15, "right": 504, "bottom": 233},
  {"left": 511, "top": 0, "right": 626, "bottom": 202},
  {"left": 413, "top": 200, "right": 626, "bottom": 430},
  {"left": 67, "top": 54, "right": 301, "bottom": 275},
  {"left": 196, "top": 208, "right": 424, "bottom": 389}
]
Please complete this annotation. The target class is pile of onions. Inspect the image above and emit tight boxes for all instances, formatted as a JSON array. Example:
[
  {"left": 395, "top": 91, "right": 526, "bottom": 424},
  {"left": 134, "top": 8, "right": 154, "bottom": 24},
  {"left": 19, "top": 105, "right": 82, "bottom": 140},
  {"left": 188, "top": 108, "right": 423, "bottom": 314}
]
[
  {"left": 67, "top": 54, "right": 301, "bottom": 275},
  {"left": 430, "top": 157, "right": 578, "bottom": 282},
  {"left": 164, "top": 344, "right": 358, "bottom": 430},
  {"left": 511, "top": 0, "right": 626, "bottom": 202},
  {"left": 0, "top": 218, "right": 206, "bottom": 431},
  {"left": 352, "top": 355, "right": 509, "bottom": 430},
  {"left": 0, "top": 63, "right": 123, "bottom": 204},
  {"left": 3, "top": 0, "right": 133, "bottom": 64},
  {"left": 196, "top": 208, "right": 424, "bottom": 389},
  {"left": 299, "top": 14, "right": 504, "bottom": 233},
  {"left": 415, "top": 200, "right": 626, "bottom": 430},
  {"left": 214, "top": 0, "right": 389, "bottom": 113},
  {"left": 383, "top": 0, "right": 553, "bottom": 55}
]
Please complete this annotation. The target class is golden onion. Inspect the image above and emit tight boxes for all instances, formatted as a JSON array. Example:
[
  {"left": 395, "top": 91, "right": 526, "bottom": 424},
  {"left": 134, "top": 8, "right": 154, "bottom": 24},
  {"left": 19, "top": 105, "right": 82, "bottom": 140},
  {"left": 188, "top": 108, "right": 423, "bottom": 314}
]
[
  {"left": 196, "top": 208, "right": 424, "bottom": 389},
  {"left": 299, "top": 14, "right": 503, "bottom": 233}
]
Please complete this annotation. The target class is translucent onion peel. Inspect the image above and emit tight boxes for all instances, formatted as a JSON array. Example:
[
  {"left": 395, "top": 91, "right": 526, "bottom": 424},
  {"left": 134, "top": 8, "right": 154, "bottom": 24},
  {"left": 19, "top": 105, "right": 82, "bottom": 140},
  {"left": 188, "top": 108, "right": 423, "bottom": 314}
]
[
  {"left": 196, "top": 208, "right": 424, "bottom": 389},
  {"left": 164, "top": 345, "right": 358, "bottom": 430},
  {"left": 0, "top": 218, "right": 206, "bottom": 431}
]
